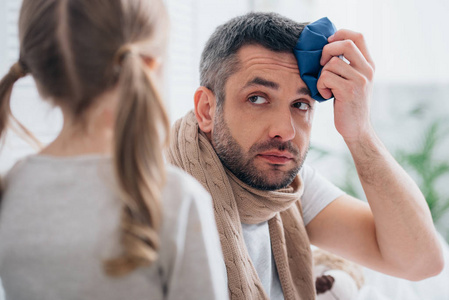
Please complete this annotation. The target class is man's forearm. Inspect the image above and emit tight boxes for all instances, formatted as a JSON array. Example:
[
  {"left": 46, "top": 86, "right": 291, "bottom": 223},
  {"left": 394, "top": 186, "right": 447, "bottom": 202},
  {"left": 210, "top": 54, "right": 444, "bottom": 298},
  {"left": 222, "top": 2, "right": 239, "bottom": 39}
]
[{"left": 346, "top": 128, "right": 443, "bottom": 280}]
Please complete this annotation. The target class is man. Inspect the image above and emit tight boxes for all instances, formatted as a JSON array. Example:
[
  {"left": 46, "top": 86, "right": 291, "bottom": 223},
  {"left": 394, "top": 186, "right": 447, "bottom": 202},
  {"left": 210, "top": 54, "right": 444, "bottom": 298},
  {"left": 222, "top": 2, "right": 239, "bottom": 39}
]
[{"left": 167, "top": 12, "right": 443, "bottom": 300}]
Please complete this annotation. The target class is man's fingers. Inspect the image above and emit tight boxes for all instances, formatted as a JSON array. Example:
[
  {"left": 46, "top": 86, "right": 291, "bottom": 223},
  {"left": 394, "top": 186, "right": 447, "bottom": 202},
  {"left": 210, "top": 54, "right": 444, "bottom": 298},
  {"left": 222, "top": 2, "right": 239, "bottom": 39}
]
[
  {"left": 320, "top": 41, "right": 374, "bottom": 80},
  {"left": 317, "top": 68, "right": 348, "bottom": 100},
  {"left": 322, "top": 56, "right": 358, "bottom": 81},
  {"left": 320, "top": 39, "right": 363, "bottom": 66},
  {"left": 321, "top": 57, "right": 373, "bottom": 97},
  {"left": 327, "top": 29, "right": 375, "bottom": 69}
]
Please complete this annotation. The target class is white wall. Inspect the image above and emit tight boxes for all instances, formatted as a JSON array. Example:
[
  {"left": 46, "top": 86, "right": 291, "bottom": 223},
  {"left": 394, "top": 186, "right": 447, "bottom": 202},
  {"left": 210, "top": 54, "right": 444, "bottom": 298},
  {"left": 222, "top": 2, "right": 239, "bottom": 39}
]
[
  {"left": 312, "top": 0, "right": 449, "bottom": 85},
  {"left": 164, "top": 0, "right": 250, "bottom": 121}
]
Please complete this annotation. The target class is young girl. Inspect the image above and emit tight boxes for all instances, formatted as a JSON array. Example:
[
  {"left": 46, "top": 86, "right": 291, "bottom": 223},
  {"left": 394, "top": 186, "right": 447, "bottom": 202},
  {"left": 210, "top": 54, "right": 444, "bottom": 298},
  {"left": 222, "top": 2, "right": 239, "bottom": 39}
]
[{"left": 0, "top": 1, "right": 227, "bottom": 299}]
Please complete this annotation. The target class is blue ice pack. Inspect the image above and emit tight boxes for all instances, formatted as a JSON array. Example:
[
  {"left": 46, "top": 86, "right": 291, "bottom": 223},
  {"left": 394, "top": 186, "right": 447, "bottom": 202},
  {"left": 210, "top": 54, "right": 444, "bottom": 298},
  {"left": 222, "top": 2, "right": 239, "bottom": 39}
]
[{"left": 293, "top": 17, "right": 337, "bottom": 102}]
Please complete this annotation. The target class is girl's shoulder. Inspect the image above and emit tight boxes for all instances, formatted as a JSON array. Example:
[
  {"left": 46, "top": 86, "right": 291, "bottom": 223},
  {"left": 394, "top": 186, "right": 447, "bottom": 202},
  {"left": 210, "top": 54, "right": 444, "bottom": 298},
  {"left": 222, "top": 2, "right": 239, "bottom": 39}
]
[{"left": 162, "top": 164, "right": 213, "bottom": 215}]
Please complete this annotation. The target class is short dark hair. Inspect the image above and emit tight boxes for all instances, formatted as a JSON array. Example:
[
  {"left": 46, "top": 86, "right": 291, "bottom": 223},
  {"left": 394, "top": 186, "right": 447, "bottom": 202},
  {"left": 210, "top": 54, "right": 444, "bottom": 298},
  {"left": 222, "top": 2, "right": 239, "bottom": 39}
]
[{"left": 199, "top": 12, "right": 307, "bottom": 107}]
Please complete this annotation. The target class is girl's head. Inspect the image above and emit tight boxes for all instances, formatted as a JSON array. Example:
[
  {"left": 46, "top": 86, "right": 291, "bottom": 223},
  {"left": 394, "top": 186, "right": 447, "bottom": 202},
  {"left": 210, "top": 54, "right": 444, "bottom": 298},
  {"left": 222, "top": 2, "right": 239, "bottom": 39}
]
[
  {"left": 0, "top": 0, "right": 170, "bottom": 276},
  {"left": 18, "top": 0, "right": 168, "bottom": 115}
]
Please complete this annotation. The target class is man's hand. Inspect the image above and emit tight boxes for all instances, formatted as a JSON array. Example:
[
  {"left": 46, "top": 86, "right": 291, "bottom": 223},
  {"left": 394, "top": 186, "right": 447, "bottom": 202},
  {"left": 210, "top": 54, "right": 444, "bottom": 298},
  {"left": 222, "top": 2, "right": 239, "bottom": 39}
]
[
  {"left": 317, "top": 29, "right": 375, "bottom": 143},
  {"left": 309, "top": 29, "right": 444, "bottom": 281}
]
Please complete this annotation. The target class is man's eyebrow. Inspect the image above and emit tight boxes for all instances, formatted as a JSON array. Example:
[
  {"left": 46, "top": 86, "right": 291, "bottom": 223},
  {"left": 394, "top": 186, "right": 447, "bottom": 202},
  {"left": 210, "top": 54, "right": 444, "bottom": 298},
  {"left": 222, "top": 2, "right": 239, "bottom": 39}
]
[
  {"left": 244, "top": 77, "right": 279, "bottom": 90},
  {"left": 297, "top": 87, "right": 311, "bottom": 97},
  {"left": 244, "top": 77, "right": 312, "bottom": 97}
]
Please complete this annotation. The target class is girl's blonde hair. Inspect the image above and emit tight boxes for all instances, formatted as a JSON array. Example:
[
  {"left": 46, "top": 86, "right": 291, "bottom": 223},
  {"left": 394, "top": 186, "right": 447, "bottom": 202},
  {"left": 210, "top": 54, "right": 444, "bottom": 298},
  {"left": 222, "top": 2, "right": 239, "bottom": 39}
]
[{"left": 0, "top": 0, "right": 169, "bottom": 276}]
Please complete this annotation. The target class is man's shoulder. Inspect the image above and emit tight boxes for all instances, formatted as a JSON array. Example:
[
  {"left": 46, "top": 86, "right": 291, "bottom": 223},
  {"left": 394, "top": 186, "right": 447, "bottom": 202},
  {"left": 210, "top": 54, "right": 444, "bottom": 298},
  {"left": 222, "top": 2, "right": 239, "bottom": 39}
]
[{"left": 299, "top": 163, "right": 314, "bottom": 182}]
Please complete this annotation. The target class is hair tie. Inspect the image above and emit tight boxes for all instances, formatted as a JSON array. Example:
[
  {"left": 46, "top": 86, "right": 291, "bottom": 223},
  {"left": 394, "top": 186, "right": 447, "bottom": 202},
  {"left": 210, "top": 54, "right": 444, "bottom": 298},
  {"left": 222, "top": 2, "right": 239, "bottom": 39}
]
[
  {"left": 9, "top": 61, "right": 29, "bottom": 80},
  {"left": 114, "top": 44, "right": 134, "bottom": 66}
]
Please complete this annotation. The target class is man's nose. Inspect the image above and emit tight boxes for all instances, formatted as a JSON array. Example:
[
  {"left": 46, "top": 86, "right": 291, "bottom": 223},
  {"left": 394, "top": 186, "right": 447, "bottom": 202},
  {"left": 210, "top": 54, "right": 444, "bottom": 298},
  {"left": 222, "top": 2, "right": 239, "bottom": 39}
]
[{"left": 268, "top": 108, "right": 296, "bottom": 141}]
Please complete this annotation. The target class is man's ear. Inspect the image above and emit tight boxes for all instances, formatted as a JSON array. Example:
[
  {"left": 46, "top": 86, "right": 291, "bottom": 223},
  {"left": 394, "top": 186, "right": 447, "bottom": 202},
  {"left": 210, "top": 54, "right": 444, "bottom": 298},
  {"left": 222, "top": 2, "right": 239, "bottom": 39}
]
[{"left": 194, "top": 86, "right": 217, "bottom": 133}]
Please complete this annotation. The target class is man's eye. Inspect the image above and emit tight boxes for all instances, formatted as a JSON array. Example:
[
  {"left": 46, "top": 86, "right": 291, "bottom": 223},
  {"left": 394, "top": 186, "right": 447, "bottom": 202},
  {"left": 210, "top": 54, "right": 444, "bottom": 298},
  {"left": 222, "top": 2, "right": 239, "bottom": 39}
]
[
  {"left": 248, "top": 95, "right": 267, "bottom": 104},
  {"left": 293, "top": 102, "right": 310, "bottom": 111}
]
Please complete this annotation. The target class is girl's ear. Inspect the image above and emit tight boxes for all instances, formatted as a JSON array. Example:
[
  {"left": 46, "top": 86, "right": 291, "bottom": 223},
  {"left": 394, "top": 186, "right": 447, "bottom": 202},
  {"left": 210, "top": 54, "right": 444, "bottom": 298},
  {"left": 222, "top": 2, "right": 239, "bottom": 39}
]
[{"left": 142, "top": 56, "right": 159, "bottom": 70}]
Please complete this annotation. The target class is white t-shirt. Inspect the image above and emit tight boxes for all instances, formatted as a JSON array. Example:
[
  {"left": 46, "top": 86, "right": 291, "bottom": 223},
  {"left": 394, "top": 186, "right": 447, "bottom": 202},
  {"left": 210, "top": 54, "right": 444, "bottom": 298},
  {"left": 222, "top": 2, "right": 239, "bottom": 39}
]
[
  {"left": 0, "top": 155, "right": 228, "bottom": 300},
  {"left": 241, "top": 163, "right": 345, "bottom": 299}
]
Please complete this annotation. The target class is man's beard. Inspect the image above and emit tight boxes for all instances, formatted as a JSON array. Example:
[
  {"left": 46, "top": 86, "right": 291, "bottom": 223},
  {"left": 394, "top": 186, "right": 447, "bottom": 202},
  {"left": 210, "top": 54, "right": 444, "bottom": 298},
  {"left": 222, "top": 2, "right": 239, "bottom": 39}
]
[{"left": 211, "top": 110, "right": 308, "bottom": 191}]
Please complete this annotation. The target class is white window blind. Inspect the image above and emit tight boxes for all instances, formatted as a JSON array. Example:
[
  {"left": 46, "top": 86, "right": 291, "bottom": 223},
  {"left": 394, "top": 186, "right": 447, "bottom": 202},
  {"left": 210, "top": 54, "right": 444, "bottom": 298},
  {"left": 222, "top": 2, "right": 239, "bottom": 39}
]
[
  {"left": 164, "top": 0, "right": 199, "bottom": 122},
  {"left": 164, "top": 0, "right": 250, "bottom": 122}
]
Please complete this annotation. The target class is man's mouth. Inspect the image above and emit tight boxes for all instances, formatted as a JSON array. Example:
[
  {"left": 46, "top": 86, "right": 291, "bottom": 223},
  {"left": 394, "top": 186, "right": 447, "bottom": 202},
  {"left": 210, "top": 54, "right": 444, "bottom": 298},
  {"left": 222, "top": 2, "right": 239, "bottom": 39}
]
[{"left": 256, "top": 151, "right": 294, "bottom": 165}]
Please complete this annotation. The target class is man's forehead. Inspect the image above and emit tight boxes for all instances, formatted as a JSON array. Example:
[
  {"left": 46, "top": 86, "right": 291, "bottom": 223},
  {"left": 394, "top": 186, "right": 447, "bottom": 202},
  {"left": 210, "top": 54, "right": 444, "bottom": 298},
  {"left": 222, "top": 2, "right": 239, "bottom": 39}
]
[
  {"left": 228, "top": 44, "right": 311, "bottom": 96},
  {"left": 236, "top": 44, "right": 300, "bottom": 74}
]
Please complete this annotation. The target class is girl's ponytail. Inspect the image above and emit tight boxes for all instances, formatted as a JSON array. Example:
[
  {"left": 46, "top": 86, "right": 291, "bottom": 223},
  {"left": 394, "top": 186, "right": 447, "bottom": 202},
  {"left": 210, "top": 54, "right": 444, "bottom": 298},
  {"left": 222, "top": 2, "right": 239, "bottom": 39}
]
[
  {"left": 0, "top": 61, "right": 40, "bottom": 200},
  {"left": 104, "top": 46, "right": 169, "bottom": 276},
  {"left": 0, "top": 62, "right": 37, "bottom": 146},
  {"left": 0, "top": 63, "right": 21, "bottom": 147}
]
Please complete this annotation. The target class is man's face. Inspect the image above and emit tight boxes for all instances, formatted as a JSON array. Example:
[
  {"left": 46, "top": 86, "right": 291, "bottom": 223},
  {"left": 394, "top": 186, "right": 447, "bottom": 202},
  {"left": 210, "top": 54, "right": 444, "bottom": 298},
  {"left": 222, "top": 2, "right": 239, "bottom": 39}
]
[{"left": 211, "top": 44, "right": 315, "bottom": 191}]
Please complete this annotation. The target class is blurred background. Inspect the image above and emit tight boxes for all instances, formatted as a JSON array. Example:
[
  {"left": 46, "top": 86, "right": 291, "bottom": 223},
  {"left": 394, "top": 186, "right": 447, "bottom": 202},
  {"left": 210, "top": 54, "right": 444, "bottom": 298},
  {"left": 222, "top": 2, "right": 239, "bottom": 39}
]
[
  {"left": 0, "top": 0, "right": 448, "bottom": 240},
  {"left": 1, "top": 0, "right": 449, "bottom": 299}
]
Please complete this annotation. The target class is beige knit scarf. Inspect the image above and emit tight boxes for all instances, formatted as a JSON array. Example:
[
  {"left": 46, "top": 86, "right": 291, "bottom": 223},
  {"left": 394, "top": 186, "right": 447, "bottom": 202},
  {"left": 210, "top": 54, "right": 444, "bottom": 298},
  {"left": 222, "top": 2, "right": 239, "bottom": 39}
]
[{"left": 166, "top": 111, "right": 314, "bottom": 300}]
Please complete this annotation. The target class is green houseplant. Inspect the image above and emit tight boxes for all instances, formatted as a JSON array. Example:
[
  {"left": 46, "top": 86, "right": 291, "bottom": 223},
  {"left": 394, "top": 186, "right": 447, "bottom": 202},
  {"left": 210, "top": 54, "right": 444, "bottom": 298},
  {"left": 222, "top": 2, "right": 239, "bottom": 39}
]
[
  {"left": 395, "top": 119, "right": 449, "bottom": 223},
  {"left": 310, "top": 118, "right": 449, "bottom": 240}
]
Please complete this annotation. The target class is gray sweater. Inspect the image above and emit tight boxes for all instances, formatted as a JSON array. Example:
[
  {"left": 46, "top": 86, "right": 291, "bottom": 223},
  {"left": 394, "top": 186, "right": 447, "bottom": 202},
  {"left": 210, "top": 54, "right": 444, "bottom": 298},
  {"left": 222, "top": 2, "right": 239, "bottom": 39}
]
[{"left": 0, "top": 155, "right": 227, "bottom": 300}]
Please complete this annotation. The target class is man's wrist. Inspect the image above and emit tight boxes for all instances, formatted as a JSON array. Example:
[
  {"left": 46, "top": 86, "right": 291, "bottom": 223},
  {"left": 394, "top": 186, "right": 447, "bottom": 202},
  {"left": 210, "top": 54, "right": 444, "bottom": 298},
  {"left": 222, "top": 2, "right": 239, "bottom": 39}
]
[{"left": 342, "top": 124, "right": 378, "bottom": 149}]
